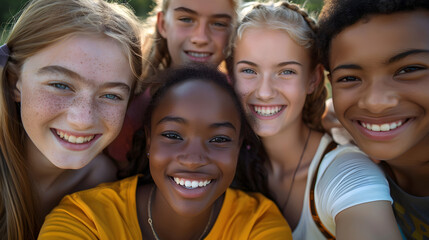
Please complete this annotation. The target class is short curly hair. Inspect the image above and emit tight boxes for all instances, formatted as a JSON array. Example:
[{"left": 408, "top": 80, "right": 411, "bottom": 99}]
[{"left": 317, "top": 0, "right": 429, "bottom": 71}]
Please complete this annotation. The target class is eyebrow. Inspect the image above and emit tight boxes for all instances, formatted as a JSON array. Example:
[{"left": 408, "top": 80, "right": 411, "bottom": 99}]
[
  {"left": 174, "top": 7, "right": 232, "bottom": 20},
  {"left": 387, "top": 49, "right": 429, "bottom": 64},
  {"left": 331, "top": 64, "right": 362, "bottom": 74},
  {"left": 37, "top": 65, "right": 131, "bottom": 92},
  {"left": 157, "top": 116, "right": 237, "bottom": 131},
  {"left": 236, "top": 60, "right": 302, "bottom": 67}
]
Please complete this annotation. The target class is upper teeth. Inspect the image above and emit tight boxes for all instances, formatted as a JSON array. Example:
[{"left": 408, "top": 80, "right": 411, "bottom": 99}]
[
  {"left": 56, "top": 130, "right": 95, "bottom": 144},
  {"left": 187, "top": 52, "right": 210, "bottom": 58},
  {"left": 173, "top": 177, "right": 212, "bottom": 189},
  {"left": 361, "top": 121, "right": 403, "bottom": 132},
  {"left": 254, "top": 106, "right": 282, "bottom": 117}
]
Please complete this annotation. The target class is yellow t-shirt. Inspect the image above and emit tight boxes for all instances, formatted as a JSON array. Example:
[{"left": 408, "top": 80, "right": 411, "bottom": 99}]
[{"left": 38, "top": 175, "right": 291, "bottom": 239}]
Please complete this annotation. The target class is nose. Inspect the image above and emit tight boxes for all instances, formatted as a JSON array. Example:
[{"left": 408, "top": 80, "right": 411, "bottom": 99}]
[
  {"left": 190, "top": 21, "right": 210, "bottom": 46},
  {"left": 67, "top": 95, "right": 97, "bottom": 130},
  {"left": 357, "top": 78, "right": 399, "bottom": 114},
  {"left": 255, "top": 74, "right": 276, "bottom": 101},
  {"left": 177, "top": 138, "right": 209, "bottom": 169}
]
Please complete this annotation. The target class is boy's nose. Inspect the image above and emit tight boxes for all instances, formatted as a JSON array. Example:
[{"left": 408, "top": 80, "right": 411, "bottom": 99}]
[{"left": 357, "top": 78, "right": 399, "bottom": 114}]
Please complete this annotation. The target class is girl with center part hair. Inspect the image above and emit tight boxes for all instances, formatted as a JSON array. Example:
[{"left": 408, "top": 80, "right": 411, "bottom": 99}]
[
  {"left": 107, "top": 0, "right": 242, "bottom": 163},
  {"left": 228, "top": 1, "right": 401, "bottom": 239},
  {"left": 39, "top": 65, "right": 292, "bottom": 239},
  {"left": 0, "top": 0, "right": 143, "bottom": 239}
]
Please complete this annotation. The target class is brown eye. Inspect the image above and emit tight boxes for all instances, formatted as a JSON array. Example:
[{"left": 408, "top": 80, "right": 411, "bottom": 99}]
[
  {"left": 161, "top": 132, "right": 183, "bottom": 140},
  {"left": 396, "top": 65, "right": 425, "bottom": 75},
  {"left": 209, "top": 136, "right": 231, "bottom": 143}
]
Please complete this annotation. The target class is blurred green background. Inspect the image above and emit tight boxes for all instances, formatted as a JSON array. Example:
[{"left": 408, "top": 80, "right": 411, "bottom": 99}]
[{"left": 1, "top": 0, "right": 323, "bottom": 43}]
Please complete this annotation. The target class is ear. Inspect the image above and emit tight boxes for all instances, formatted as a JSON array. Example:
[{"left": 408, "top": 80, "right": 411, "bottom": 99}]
[
  {"left": 12, "top": 78, "right": 22, "bottom": 102},
  {"left": 307, "top": 63, "right": 324, "bottom": 94},
  {"left": 156, "top": 11, "right": 168, "bottom": 38}
]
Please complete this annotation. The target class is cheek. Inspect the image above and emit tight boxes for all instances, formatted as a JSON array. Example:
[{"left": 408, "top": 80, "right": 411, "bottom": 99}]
[
  {"left": 20, "top": 89, "right": 68, "bottom": 122},
  {"left": 96, "top": 103, "right": 128, "bottom": 132}
]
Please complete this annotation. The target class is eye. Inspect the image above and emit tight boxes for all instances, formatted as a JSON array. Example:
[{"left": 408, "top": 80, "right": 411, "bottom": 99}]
[
  {"left": 336, "top": 76, "right": 360, "bottom": 83},
  {"left": 102, "top": 93, "right": 122, "bottom": 101},
  {"left": 240, "top": 68, "right": 256, "bottom": 75},
  {"left": 178, "top": 17, "right": 193, "bottom": 23},
  {"left": 161, "top": 132, "right": 183, "bottom": 140},
  {"left": 209, "top": 136, "right": 231, "bottom": 143},
  {"left": 212, "top": 21, "right": 228, "bottom": 28},
  {"left": 279, "top": 69, "right": 296, "bottom": 75},
  {"left": 396, "top": 65, "right": 426, "bottom": 75},
  {"left": 50, "top": 82, "right": 71, "bottom": 90}
]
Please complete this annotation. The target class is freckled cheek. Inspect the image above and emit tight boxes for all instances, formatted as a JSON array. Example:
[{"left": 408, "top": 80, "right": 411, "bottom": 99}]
[
  {"left": 96, "top": 104, "right": 128, "bottom": 133},
  {"left": 20, "top": 91, "right": 69, "bottom": 121}
]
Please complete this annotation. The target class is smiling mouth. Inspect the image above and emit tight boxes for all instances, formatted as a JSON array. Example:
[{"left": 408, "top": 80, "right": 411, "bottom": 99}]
[
  {"left": 359, "top": 119, "right": 409, "bottom": 132},
  {"left": 55, "top": 130, "right": 95, "bottom": 144},
  {"left": 186, "top": 51, "right": 211, "bottom": 58},
  {"left": 172, "top": 177, "right": 212, "bottom": 189},
  {"left": 253, "top": 105, "right": 284, "bottom": 117}
]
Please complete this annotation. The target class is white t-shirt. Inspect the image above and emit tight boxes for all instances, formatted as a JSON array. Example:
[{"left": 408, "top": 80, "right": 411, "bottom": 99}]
[{"left": 292, "top": 134, "right": 392, "bottom": 240}]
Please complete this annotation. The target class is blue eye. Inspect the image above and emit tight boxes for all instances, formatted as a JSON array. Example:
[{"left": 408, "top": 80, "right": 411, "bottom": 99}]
[
  {"left": 212, "top": 21, "right": 228, "bottom": 28},
  {"left": 179, "top": 17, "right": 193, "bottom": 23},
  {"left": 50, "top": 83, "right": 70, "bottom": 90},
  {"left": 102, "top": 94, "right": 121, "bottom": 101},
  {"left": 241, "top": 68, "right": 256, "bottom": 74},
  {"left": 280, "top": 69, "right": 295, "bottom": 75},
  {"left": 209, "top": 136, "right": 231, "bottom": 143},
  {"left": 161, "top": 132, "right": 183, "bottom": 140}
]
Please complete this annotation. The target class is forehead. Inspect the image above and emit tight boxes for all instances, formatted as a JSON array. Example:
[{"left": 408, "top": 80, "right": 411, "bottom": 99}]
[
  {"left": 166, "top": 0, "right": 235, "bottom": 17},
  {"left": 330, "top": 10, "right": 429, "bottom": 66},
  {"left": 153, "top": 80, "right": 240, "bottom": 125}
]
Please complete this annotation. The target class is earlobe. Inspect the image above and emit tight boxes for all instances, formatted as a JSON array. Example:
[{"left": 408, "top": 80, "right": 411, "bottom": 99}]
[
  {"left": 156, "top": 11, "right": 167, "bottom": 38},
  {"left": 307, "top": 64, "right": 324, "bottom": 94},
  {"left": 13, "top": 78, "right": 22, "bottom": 102}
]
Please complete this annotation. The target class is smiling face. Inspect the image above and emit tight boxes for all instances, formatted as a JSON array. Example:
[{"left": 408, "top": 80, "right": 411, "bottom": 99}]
[
  {"left": 16, "top": 34, "right": 133, "bottom": 169},
  {"left": 329, "top": 11, "right": 429, "bottom": 161},
  {"left": 157, "top": 0, "right": 234, "bottom": 67},
  {"left": 148, "top": 79, "right": 241, "bottom": 216},
  {"left": 233, "top": 27, "right": 315, "bottom": 137}
]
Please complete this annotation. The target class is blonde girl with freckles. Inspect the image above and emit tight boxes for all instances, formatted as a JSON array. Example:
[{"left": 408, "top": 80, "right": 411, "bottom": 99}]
[
  {"left": 106, "top": 0, "right": 242, "bottom": 163},
  {"left": 0, "top": 0, "right": 143, "bottom": 238},
  {"left": 228, "top": 1, "right": 400, "bottom": 239}
]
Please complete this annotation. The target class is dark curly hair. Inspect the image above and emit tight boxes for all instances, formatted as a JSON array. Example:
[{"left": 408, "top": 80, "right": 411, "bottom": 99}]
[
  {"left": 120, "top": 64, "right": 272, "bottom": 198},
  {"left": 318, "top": 0, "right": 429, "bottom": 71}
]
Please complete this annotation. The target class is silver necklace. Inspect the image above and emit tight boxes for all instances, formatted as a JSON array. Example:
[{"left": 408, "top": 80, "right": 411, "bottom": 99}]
[
  {"left": 147, "top": 186, "right": 214, "bottom": 240},
  {"left": 281, "top": 129, "right": 312, "bottom": 211}
]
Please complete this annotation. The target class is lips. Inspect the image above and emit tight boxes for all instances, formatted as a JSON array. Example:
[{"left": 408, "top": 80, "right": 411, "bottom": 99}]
[{"left": 186, "top": 51, "right": 211, "bottom": 58}]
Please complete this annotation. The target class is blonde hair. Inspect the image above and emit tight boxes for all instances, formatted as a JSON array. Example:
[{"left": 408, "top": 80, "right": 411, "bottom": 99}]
[
  {"left": 0, "top": 0, "right": 143, "bottom": 239},
  {"left": 141, "top": 0, "right": 242, "bottom": 87},
  {"left": 229, "top": 1, "right": 326, "bottom": 131}
]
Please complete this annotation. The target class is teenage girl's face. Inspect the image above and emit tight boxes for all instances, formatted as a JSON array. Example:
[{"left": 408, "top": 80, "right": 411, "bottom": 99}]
[
  {"left": 329, "top": 11, "right": 429, "bottom": 161},
  {"left": 157, "top": 0, "right": 234, "bottom": 67},
  {"left": 148, "top": 80, "right": 241, "bottom": 216},
  {"left": 234, "top": 28, "right": 316, "bottom": 137},
  {"left": 16, "top": 34, "right": 133, "bottom": 169}
]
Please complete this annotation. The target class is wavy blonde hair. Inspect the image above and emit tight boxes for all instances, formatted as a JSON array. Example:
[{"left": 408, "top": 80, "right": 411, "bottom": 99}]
[
  {"left": 0, "top": 0, "right": 143, "bottom": 239},
  {"left": 228, "top": 1, "right": 326, "bottom": 131}
]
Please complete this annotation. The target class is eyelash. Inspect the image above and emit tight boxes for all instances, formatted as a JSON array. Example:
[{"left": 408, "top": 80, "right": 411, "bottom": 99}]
[
  {"left": 240, "top": 68, "right": 256, "bottom": 74},
  {"left": 161, "top": 132, "right": 183, "bottom": 140},
  {"left": 396, "top": 65, "right": 426, "bottom": 75},
  {"left": 280, "top": 69, "right": 296, "bottom": 75},
  {"left": 209, "top": 136, "right": 231, "bottom": 143},
  {"left": 102, "top": 93, "right": 122, "bottom": 101},
  {"left": 336, "top": 76, "right": 360, "bottom": 83},
  {"left": 50, "top": 82, "right": 71, "bottom": 90}
]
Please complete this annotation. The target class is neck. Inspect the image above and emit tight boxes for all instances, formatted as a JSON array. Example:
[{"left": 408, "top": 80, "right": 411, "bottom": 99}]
[
  {"left": 383, "top": 135, "right": 429, "bottom": 196},
  {"left": 149, "top": 186, "right": 219, "bottom": 240}
]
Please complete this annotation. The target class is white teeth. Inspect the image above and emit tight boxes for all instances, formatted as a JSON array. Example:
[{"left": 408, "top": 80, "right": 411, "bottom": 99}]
[
  {"left": 56, "top": 130, "right": 95, "bottom": 144},
  {"left": 253, "top": 106, "right": 283, "bottom": 117},
  {"left": 361, "top": 120, "right": 403, "bottom": 132},
  {"left": 187, "top": 52, "right": 210, "bottom": 58},
  {"left": 173, "top": 177, "right": 212, "bottom": 189}
]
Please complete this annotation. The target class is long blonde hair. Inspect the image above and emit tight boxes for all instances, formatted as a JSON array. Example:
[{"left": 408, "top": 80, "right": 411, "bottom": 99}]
[
  {"left": 228, "top": 1, "right": 326, "bottom": 131},
  {"left": 0, "top": 0, "right": 143, "bottom": 238},
  {"left": 141, "top": 0, "right": 242, "bottom": 84}
]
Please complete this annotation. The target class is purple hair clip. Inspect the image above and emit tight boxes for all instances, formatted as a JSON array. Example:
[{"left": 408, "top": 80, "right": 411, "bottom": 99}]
[{"left": 0, "top": 44, "right": 10, "bottom": 67}]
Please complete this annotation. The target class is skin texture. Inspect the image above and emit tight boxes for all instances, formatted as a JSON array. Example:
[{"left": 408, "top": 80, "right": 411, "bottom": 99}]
[
  {"left": 233, "top": 27, "right": 322, "bottom": 229},
  {"left": 16, "top": 34, "right": 133, "bottom": 170},
  {"left": 329, "top": 11, "right": 429, "bottom": 197},
  {"left": 157, "top": 0, "right": 234, "bottom": 67},
  {"left": 139, "top": 80, "right": 242, "bottom": 239}
]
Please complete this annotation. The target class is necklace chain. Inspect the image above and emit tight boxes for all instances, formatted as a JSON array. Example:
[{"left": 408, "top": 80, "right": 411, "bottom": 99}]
[
  {"left": 147, "top": 186, "right": 214, "bottom": 240},
  {"left": 281, "top": 129, "right": 312, "bottom": 211}
]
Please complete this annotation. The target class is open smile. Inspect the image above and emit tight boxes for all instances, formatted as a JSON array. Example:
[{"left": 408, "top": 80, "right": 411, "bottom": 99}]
[
  {"left": 55, "top": 129, "right": 96, "bottom": 144},
  {"left": 358, "top": 119, "right": 409, "bottom": 132},
  {"left": 172, "top": 177, "right": 213, "bottom": 189},
  {"left": 251, "top": 104, "right": 285, "bottom": 118}
]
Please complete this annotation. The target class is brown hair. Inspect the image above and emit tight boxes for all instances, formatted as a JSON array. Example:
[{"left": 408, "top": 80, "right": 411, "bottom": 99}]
[{"left": 0, "top": 0, "right": 143, "bottom": 238}]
